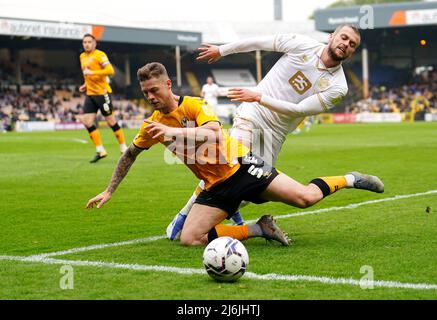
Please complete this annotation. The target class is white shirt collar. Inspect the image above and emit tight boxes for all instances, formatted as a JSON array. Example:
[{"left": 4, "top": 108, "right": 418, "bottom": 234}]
[{"left": 315, "top": 45, "right": 342, "bottom": 75}]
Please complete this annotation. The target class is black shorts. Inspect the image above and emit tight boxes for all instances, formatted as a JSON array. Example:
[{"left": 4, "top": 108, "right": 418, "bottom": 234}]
[
  {"left": 195, "top": 153, "right": 279, "bottom": 218},
  {"left": 83, "top": 94, "right": 113, "bottom": 116}
]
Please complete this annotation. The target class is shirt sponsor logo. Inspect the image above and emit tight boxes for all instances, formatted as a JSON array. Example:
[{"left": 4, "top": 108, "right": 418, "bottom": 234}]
[{"left": 289, "top": 71, "right": 312, "bottom": 95}]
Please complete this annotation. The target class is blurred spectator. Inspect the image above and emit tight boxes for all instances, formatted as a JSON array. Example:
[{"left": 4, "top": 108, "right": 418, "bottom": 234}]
[
  {"left": 346, "top": 66, "right": 437, "bottom": 114},
  {"left": 0, "top": 86, "right": 151, "bottom": 131},
  {"left": 201, "top": 76, "right": 220, "bottom": 113}
]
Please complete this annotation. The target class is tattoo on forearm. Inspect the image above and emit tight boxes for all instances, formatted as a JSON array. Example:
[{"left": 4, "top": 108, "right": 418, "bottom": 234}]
[{"left": 107, "top": 144, "right": 142, "bottom": 193}]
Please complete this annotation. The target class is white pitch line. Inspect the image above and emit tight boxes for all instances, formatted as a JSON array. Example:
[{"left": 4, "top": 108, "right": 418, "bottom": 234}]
[
  {"left": 1, "top": 255, "right": 437, "bottom": 291},
  {"left": 0, "top": 255, "right": 206, "bottom": 275},
  {"left": 243, "top": 272, "right": 437, "bottom": 291},
  {"left": 71, "top": 138, "right": 88, "bottom": 144},
  {"left": 27, "top": 235, "right": 167, "bottom": 259},
  {"left": 1, "top": 136, "right": 88, "bottom": 144},
  {"left": 25, "top": 189, "right": 437, "bottom": 259},
  {"left": 247, "top": 189, "right": 437, "bottom": 223}
]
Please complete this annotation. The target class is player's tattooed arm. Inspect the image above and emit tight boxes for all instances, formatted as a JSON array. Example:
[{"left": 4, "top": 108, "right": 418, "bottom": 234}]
[
  {"left": 86, "top": 143, "right": 143, "bottom": 209},
  {"left": 106, "top": 143, "right": 143, "bottom": 193}
]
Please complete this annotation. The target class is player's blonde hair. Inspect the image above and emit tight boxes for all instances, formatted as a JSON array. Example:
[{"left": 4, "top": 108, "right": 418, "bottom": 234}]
[{"left": 137, "top": 62, "right": 169, "bottom": 81}]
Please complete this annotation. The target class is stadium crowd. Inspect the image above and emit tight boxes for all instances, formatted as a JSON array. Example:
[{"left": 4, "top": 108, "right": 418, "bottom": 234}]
[
  {"left": 345, "top": 67, "right": 437, "bottom": 115},
  {"left": 0, "top": 58, "right": 153, "bottom": 132},
  {"left": 0, "top": 85, "right": 151, "bottom": 132},
  {"left": 2, "top": 57, "right": 437, "bottom": 132}
]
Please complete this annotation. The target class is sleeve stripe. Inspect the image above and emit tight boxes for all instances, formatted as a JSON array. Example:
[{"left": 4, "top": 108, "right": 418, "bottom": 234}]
[
  {"left": 317, "top": 93, "right": 328, "bottom": 112},
  {"left": 198, "top": 120, "right": 221, "bottom": 127},
  {"left": 132, "top": 142, "right": 149, "bottom": 150},
  {"left": 273, "top": 34, "right": 278, "bottom": 52}
]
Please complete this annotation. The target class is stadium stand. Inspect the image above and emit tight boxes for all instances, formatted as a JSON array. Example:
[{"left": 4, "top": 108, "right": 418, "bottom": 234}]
[
  {"left": 3, "top": 1, "right": 437, "bottom": 131},
  {"left": 0, "top": 53, "right": 154, "bottom": 132},
  {"left": 0, "top": 85, "right": 151, "bottom": 132},
  {"left": 346, "top": 66, "right": 437, "bottom": 118}
]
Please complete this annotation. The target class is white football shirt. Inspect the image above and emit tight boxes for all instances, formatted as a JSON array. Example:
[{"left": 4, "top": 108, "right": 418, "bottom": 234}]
[
  {"left": 219, "top": 33, "right": 348, "bottom": 164},
  {"left": 201, "top": 83, "right": 220, "bottom": 107}
]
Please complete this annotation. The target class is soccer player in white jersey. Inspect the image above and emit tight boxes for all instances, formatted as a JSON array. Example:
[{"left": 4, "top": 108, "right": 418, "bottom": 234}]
[
  {"left": 201, "top": 76, "right": 220, "bottom": 111},
  {"left": 167, "top": 24, "right": 361, "bottom": 240}
]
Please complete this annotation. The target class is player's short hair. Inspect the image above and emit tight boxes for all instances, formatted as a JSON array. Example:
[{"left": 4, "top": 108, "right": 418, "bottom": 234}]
[
  {"left": 137, "top": 62, "right": 169, "bottom": 82},
  {"left": 83, "top": 33, "right": 96, "bottom": 41},
  {"left": 334, "top": 24, "right": 361, "bottom": 38}
]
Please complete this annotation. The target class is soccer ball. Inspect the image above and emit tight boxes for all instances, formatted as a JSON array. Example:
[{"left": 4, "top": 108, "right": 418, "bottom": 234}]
[{"left": 203, "top": 236, "right": 249, "bottom": 282}]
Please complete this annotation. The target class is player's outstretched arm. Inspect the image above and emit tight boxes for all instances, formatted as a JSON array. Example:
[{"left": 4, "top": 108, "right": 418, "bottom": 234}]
[
  {"left": 228, "top": 87, "right": 346, "bottom": 117},
  {"left": 145, "top": 120, "right": 220, "bottom": 143},
  {"left": 197, "top": 36, "right": 282, "bottom": 63},
  {"left": 227, "top": 88, "right": 262, "bottom": 103},
  {"left": 214, "top": 35, "right": 280, "bottom": 60},
  {"left": 258, "top": 93, "right": 326, "bottom": 117},
  {"left": 86, "top": 143, "right": 143, "bottom": 209}
]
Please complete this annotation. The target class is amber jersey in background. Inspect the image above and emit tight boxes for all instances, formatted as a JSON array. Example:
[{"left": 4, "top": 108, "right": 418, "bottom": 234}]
[{"left": 80, "top": 49, "right": 114, "bottom": 95}]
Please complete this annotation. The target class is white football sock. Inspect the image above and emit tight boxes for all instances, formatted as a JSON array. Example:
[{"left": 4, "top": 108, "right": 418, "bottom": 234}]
[
  {"left": 180, "top": 180, "right": 205, "bottom": 216},
  {"left": 179, "top": 193, "right": 197, "bottom": 216},
  {"left": 345, "top": 174, "right": 355, "bottom": 188}
]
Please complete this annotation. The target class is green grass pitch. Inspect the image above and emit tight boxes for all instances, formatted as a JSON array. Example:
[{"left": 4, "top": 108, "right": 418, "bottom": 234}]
[{"left": 1, "top": 122, "right": 437, "bottom": 299}]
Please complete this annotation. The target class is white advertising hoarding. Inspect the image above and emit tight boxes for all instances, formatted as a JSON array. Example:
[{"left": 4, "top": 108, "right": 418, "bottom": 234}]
[{"left": 0, "top": 18, "right": 92, "bottom": 40}]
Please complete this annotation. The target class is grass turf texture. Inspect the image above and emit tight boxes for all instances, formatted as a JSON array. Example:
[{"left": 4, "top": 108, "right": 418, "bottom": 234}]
[{"left": 1, "top": 122, "right": 436, "bottom": 299}]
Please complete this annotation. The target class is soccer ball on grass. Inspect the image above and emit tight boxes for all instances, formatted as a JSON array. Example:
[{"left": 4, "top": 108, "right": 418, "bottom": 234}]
[{"left": 203, "top": 236, "right": 249, "bottom": 282}]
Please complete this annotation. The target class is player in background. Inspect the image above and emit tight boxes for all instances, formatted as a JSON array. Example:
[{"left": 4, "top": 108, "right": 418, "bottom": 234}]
[
  {"left": 86, "top": 62, "right": 384, "bottom": 247},
  {"left": 167, "top": 25, "right": 361, "bottom": 240},
  {"left": 292, "top": 116, "right": 315, "bottom": 135},
  {"left": 201, "top": 76, "right": 220, "bottom": 114},
  {"left": 304, "top": 116, "right": 316, "bottom": 132},
  {"left": 79, "top": 33, "right": 128, "bottom": 163}
]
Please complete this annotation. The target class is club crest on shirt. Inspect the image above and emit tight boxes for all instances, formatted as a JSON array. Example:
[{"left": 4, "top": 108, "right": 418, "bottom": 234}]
[
  {"left": 181, "top": 116, "right": 189, "bottom": 127},
  {"left": 317, "top": 77, "right": 330, "bottom": 90},
  {"left": 289, "top": 71, "right": 312, "bottom": 95},
  {"left": 299, "top": 54, "right": 309, "bottom": 63}
]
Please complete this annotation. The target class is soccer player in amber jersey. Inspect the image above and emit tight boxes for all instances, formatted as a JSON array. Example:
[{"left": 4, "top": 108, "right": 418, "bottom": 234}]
[
  {"left": 79, "top": 33, "right": 127, "bottom": 163},
  {"left": 86, "top": 62, "right": 384, "bottom": 247},
  {"left": 167, "top": 24, "right": 362, "bottom": 240}
]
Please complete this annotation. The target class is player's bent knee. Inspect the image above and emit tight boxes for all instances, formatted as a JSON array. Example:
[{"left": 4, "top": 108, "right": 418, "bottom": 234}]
[
  {"left": 81, "top": 117, "right": 94, "bottom": 128},
  {"left": 293, "top": 190, "right": 319, "bottom": 208},
  {"left": 180, "top": 233, "right": 204, "bottom": 246},
  {"left": 105, "top": 117, "right": 116, "bottom": 127},
  {"left": 297, "top": 197, "right": 314, "bottom": 208}
]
